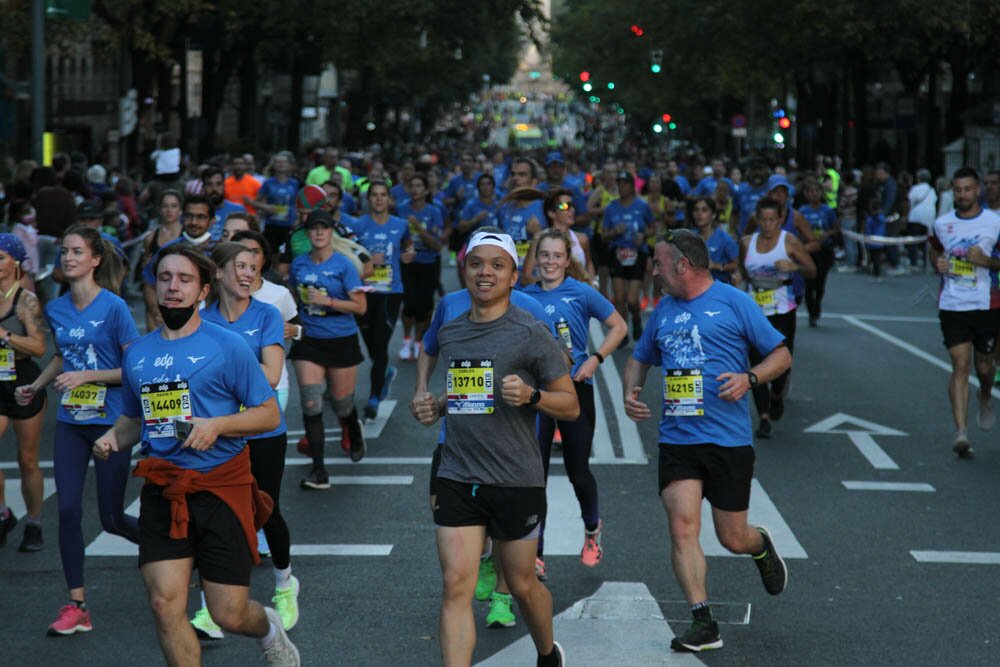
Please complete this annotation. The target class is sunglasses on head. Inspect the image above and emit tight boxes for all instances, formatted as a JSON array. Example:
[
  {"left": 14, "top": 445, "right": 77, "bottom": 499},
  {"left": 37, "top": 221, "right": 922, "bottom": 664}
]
[
  {"left": 556, "top": 201, "right": 574, "bottom": 211},
  {"left": 661, "top": 228, "right": 695, "bottom": 263}
]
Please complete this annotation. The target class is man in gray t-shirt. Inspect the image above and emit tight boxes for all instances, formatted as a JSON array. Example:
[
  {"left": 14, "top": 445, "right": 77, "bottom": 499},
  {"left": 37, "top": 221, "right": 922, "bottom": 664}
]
[
  {"left": 436, "top": 306, "right": 568, "bottom": 488},
  {"left": 411, "top": 230, "right": 577, "bottom": 667}
]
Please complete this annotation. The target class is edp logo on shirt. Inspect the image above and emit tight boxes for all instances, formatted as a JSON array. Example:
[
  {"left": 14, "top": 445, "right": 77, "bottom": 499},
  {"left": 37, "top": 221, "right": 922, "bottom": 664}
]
[
  {"left": 154, "top": 354, "right": 174, "bottom": 369},
  {"left": 69, "top": 327, "right": 85, "bottom": 339}
]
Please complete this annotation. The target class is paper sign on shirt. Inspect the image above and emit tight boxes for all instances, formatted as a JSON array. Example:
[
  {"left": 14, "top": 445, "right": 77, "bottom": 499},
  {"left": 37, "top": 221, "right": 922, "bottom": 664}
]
[
  {"left": 447, "top": 358, "right": 495, "bottom": 415},
  {"left": 141, "top": 380, "right": 192, "bottom": 439},
  {"left": 663, "top": 368, "right": 704, "bottom": 416}
]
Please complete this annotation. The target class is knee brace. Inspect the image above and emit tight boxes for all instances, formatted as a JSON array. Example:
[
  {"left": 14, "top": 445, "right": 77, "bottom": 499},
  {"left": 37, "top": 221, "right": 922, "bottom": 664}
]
[
  {"left": 300, "top": 384, "right": 326, "bottom": 416},
  {"left": 330, "top": 394, "right": 356, "bottom": 419}
]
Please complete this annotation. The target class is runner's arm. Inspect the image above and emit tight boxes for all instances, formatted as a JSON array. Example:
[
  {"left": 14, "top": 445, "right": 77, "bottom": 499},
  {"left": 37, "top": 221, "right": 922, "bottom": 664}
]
[
  {"left": 93, "top": 414, "right": 143, "bottom": 459},
  {"left": 622, "top": 357, "right": 652, "bottom": 421},
  {"left": 501, "top": 372, "right": 579, "bottom": 421}
]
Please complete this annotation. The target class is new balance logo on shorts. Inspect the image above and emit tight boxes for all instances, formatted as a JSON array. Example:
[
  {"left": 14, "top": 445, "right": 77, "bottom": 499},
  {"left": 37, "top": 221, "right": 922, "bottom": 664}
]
[{"left": 525, "top": 514, "right": 538, "bottom": 527}]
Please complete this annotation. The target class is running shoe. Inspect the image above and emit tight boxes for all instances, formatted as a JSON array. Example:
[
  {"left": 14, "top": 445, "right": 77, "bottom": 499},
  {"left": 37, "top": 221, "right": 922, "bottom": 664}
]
[
  {"left": 190, "top": 607, "right": 224, "bottom": 640},
  {"left": 752, "top": 526, "right": 787, "bottom": 595},
  {"left": 670, "top": 618, "right": 722, "bottom": 652},
  {"left": 755, "top": 418, "right": 772, "bottom": 439},
  {"left": 550, "top": 641, "right": 566, "bottom": 666},
  {"left": 295, "top": 436, "right": 310, "bottom": 456},
  {"left": 47, "top": 604, "right": 93, "bottom": 636},
  {"left": 262, "top": 607, "right": 300, "bottom": 666},
  {"left": 348, "top": 417, "right": 367, "bottom": 462},
  {"left": 300, "top": 468, "right": 331, "bottom": 490},
  {"left": 581, "top": 521, "right": 603, "bottom": 567},
  {"left": 769, "top": 394, "right": 785, "bottom": 421},
  {"left": 363, "top": 396, "right": 379, "bottom": 421},
  {"left": 0, "top": 509, "right": 17, "bottom": 548},
  {"left": 474, "top": 555, "right": 497, "bottom": 601},
  {"left": 398, "top": 338, "right": 413, "bottom": 361},
  {"left": 534, "top": 557, "right": 548, "bottom": 581},
  {"left": 978, "top": 394, "right": 995, "bottom": 431},
  {"left": 952, "top": 431, "right": 974, "bottom": 459},
  {"left": 640, "top": 295, "right": 650, "bottom": 312},
  {"left": 380, "top": 366, "right": 397, "bottom": 401},
  {"left": 257, "top": 529, "right": 271, "bottom": 558},
  {"left": 18, "top": 523, "right": 43, "bottom": 552},
  {"left": 272, "top": 575, "right": 300, "bottom": 631},
  {"left": 486, "top": 592, "right": 516, "bottom": 628},
  {"left": 808, "top": 316, "right": 818, "bottom": 328}
]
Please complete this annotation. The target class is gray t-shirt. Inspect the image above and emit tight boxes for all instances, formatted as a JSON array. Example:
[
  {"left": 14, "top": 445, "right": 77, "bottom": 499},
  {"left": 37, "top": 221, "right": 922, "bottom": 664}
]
[{"left": 436, "top": 305, "right": 569, "bottom": 487}]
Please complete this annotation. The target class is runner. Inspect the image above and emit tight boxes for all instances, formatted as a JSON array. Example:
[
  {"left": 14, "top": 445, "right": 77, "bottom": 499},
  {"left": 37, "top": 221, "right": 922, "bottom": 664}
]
[
  {"left": 252, "top": 151, "right": 300, "bottom": 257},
  {"left": 410, "top": 230, "right": 575, "bottom": 667},
  {"left": 0, "top": 234, "right": 48, "bottom": 552},
  {"left": 622, "top": 228, "right": 790, "bottom": 653},
  {"left": 602, "top": 172, "right": 654, "bottom": 343},
  {"left": 15, "top": 223, "right": 140, "bottom": 635},
  {"left": 797, "top": 180, "right": 839, "bottom": 327},
  {"left": 522, "top": 189, "right": 594, "bottom": 280},
  {"left": 141, "top": 190, "right": 184, "bottom": 331},
  {"left": 740, "top": 197, "right": 817, "bottom": 437},
  {"left": 415, "top": 225, "right": 554, "bottom": 629},
  {"left": 347, "top": 180, "right": 415, "bottom": 420},
  {"left": 92, "top": 244, "right": 299, "bottom": 666},
  {"left": 690, "top": 196, "right": 739, "bottom": 285},
  {"left": 288, "top": 210, "right": 368, "bottom": 487},
  {"left": 397, "top": 174, "right": 445, "bottom": 361},
  {"left": 522, "top": 228, "right": 627, "bottom": 577},
  {"left": 186, "top": 242, "right": 298, "bottom": 639},
  {"left": 496, "top": 159, "right": 546, "bottom": 273},
  {"left": 928, "top": 167, "right": 1000, "bottom": 458}
]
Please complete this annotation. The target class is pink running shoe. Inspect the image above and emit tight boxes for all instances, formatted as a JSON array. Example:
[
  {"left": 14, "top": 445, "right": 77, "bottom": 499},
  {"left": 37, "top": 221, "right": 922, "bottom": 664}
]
[
  {"left": 48, "top": 604, "right": 93, "bottom": 636},
  {"left": 581, "top": 520, "right": 604, "bottom": 567},
  {"left": 534, "top": 557, "right": 548, "bottom": 581}
]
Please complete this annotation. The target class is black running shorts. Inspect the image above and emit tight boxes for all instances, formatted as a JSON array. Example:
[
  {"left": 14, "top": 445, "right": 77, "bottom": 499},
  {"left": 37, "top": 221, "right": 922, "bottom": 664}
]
[
  {"left": 939, "top": 309, "right": 1000, "bottom": 354},
  {"left": 433, "top": 477, "right": 546, "bottom": 541},
  {"left": 658, "top": 443, "right": 756, "bottom": 512}
]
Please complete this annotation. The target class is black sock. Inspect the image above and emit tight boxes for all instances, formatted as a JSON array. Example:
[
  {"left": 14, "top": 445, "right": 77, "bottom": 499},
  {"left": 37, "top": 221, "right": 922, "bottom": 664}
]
[
  {"left": 536, "top": 646, "right": 560, "bottom": 667},
  {"left": 72, "top": 599, "right": 87, "bottom": 610},
  {"left": 304, "top": 413, "right": 325, "bottom": 470},
  {"left": 691, "top": 601, "right": 712, "bottom": 623}
]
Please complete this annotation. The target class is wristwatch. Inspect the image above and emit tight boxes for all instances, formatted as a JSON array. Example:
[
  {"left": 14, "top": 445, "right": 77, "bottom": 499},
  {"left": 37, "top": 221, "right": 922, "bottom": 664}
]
[
  {"left": 528, "top": 388, "right": 542, "bottom": 405},
  {"left": 747, "top": 371, "right": 758, "bottom": 388}
]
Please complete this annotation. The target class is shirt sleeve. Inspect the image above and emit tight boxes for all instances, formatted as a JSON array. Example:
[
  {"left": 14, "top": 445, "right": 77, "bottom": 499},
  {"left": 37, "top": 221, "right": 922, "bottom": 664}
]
[
  {"left": 736, "top": 293, "right": 786, "bottom": 357},
  {"left": 120, "top": 347, "right": 141, "bottom": 418},
  {"left": 340, "top": 256, "right": 364, "bottom": 293},
  {"left": 585, "top": 284, "right": 615, "bottom": 322},
  {"left": 227, "top": 339, "right": 275, "bottom": 410},
  {"left": 531, "top": 322, "right": 572, "bottom": 385},
  {"left": 422, "top": 299, "right": 447, "bottom": 356},
  {"left": 721, "top": 233, "right": 739, "bottom": 263},
  {"left": 278, "top": 287, "right": 298, "bottom": 321},
  {"left": 114, "top": 298, "right": 141, "bottom": 348},
  {"left": 260, "top": 303, "right": 284, "bottom": 348},
  {"left": 631, "top": 305, "right": 662, "bottom": 366}
]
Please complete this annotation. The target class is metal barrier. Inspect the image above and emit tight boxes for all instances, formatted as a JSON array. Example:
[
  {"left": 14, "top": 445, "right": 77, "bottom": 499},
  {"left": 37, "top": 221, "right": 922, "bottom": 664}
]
[{"left": 841, "top": 229, "right": 930, "bottom": 272}]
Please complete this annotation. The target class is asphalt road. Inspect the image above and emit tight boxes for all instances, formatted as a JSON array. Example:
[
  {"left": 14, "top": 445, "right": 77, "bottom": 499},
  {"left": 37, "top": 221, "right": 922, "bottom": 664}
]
[{"left": 2, "top": 267, "right": 999, "bottom": 666}]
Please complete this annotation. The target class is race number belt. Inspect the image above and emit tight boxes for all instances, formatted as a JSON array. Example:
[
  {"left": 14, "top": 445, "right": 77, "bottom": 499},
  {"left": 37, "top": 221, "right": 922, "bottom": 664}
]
[
  {"left": 447, "top": 358, "right": 495, "bottom": 415},
  {"left": 61, "top": 383, "right": 107, "bottom": 413},
  {"left": 298, "top": 284, "right": 329, "bottom": 317},
  {"left": 949, "top": 257, "right": 977, "bottom": 287},
  {"left": 0, "top": 347, "right": 15, "bottom": 382},
  {"left": 556, "top": 319, "right": 573, "bottom": 351},
  {"left": 663, "top": 368, "right": 704, "bottom": 417},
  {"left": 140, "top": 380, "right": 192, "bottom": 439},
  {"left": 370, "top": 265, "right": 393, "bottom": 291},
  {"left": 616, "top": 246, "right": 638, "bottom": 267}
]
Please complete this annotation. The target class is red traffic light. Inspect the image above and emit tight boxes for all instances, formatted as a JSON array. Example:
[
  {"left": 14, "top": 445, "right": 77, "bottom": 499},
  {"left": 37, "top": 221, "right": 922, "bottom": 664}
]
[
  {"left": 579, "top": 71, "right": 590, "bottom": 82},
  {"left": 630, "top": 24, "right": 644, "bottom": 37},
  {"left": 661, "top": 113, "right": 672, "bottom": 123},
  {"left": 778, "top": 117, "right": 791, "bottom": 129}
]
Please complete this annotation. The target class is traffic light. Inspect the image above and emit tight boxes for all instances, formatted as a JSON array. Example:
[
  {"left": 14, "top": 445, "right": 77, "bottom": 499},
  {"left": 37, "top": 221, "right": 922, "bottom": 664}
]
[
  {"left": 651, "top": 64, "right": 662, "bottom": 74},
  {"left": 661, "top": 113, "right": 672, "bottom": 123},
  {"left": 607, "top": 82, "right": 615, "bottom": 90},
  {"left": 579, "top": 71, "right": 590, "bottom": 82},
  {"left": 653, "top": 123, "right": 663, "bottom": 133},
  {"left": 778, "top": 117, "right": 791, "bottom": 129},
  {"left": 668, "top": 121, "right": 677, "bottom": 130},
  {"left": 650, "top": 49, "right": 663, "bottom": 75},
  {"left": 773, "top": 132, "right": 785, "bottom": 144},
  {"left": 582, "top": 82, "right": 593, "bottom": 92},
  {"left": 630, "top": 24, "right": 644, "bottom": 37}
]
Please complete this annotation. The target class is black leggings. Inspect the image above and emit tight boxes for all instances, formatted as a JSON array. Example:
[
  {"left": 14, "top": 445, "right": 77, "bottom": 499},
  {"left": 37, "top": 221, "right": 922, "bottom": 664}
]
[
  {"left": 804, "top": 246, "right": 834, "bottom": 320},
  {"left": 249, "top": 433, "right": 291, "bottom": 570},
  {"left": 401, "top": 260, "right": 439, "bottom": 321},
  {"left": 536, "top": 381, "right": 599, "bottom": 558},
  {"left": 750, "top": 310, "right": 796, "bottom": 418},
  {"left": 358, "top": 292, "right": 403, "bottom": 399}
]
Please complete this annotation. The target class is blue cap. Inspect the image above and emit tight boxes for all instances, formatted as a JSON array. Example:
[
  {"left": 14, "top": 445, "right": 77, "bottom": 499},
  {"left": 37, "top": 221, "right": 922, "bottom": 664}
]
[
  {"left": 638, "top": 167, "right": 653, "bottom": 180},
  {"left": 766, "top": 174, "right": 795, "bottom": 198},
  {"left": 0, "top": 234, "right": 27, "bottom": 264},
  {"left": 545, "top": 151, "right": 565, "bottom": 166}
]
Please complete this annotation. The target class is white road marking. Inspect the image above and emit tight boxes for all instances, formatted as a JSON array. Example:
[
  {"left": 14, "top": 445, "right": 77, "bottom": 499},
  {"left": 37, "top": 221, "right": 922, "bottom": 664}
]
[
  {"left": 845, "top": 432, "right": 899, "bottom": 470},
  {"left": 842, "top": 481, "right": 935, "bottom": 492},
  {"left": 807, "top": 312, "right": 939, "bottom": 323},
  {"left": 590, "top": 320, "right": 647, "bottom": 463},
  {"left": 911, "top": 551, "right": 1000, "bottom": 565},
  {"left": 325, "top": 475, "right": 412, "bottom": 485},
  {"left": 291, "top": 544, "right": 392, "bottom": 556},
  {"left": 700, "top": 479, "right": 808, "bottom": 558},
  {"left": 2, "top": 478, "right": 57, "bottom": 518},
  {"left": 477, "top": 582, "right": 705, "bottom": 667},
  {"left": 804, "top": 413, "right": 904, "bottom": 470},
  {"left": 540, "top": 476, "right": 583, "bottom": 556},
  {"left": 590, "top": 379, "right": 616, "bottom": 461}
]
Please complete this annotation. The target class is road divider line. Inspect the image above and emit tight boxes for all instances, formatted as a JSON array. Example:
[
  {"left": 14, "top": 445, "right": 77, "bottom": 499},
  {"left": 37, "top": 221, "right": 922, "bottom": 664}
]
[
  {"left": 291, "top": 545, "right": 393, "bottom": 556},
  {"left": 590, "top": 320, "right": 647, "bottom": 463},
  {"left": 842, "top": 481, "right": 935, "bottom": 492},
  {"left": 911, "top": 550, "right": 1000, "bottom": 564}
]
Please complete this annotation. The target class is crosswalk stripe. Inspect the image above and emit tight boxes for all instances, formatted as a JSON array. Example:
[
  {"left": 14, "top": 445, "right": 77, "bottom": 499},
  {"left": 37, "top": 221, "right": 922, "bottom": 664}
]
[
  {"left": 589, "top": 320, "right": 647, "bottom": 463},
  {"left": 2, "top": 478, "right": 57, "bottom": 519},
  {"left": 700, "top": 479, "right": 808, "bottom": 559}
]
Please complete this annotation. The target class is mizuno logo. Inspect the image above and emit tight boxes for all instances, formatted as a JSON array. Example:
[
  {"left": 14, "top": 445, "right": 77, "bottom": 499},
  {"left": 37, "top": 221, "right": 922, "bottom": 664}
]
[
  {"left": 244, "top": 329, "right": 259, "bottom": 337},
  {"left": 705, "top": 311, "right": 721, "bottom": 317},
  {"left": 560, "top": 297, "right": 577, "bottom": 304},
  {"left": 187, "top": 356, "right": 206, "bottom": 364},
  {"left": 89, "top": 320, "right": 104, "bottom": 327}
]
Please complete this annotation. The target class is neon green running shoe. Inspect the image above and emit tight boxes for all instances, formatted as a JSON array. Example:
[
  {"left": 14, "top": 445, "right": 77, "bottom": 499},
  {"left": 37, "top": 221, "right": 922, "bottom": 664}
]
[
  {"left": 474, "top": 556, "right": 497, "bottom": 601},
  {"left": 190, "top": 607, "right": 223, "bottom": 640},
  {"left": 486, "top": 591, "right": 516, "bottom": 628},
  {"left": 272, "top": 575, "right": 301, "bottom": 631}
]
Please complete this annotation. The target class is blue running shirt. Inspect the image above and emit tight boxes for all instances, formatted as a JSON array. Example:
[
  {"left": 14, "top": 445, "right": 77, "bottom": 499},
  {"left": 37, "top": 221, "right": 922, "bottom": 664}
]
[{"left": 288, "top": 251, "right": 364, "bottom": 339}]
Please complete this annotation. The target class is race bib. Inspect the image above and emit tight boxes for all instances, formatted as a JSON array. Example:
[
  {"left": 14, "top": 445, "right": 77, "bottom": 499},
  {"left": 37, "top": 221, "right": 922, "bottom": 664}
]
[
  {"left": 616, "top": 246, "right": 638, "bottom": 267},
  {"left": 663, "top": 369, "right": 704, "bottom": 417},
  {"left": 298, "top": 284, "right": 329, "bottom": 317},
  {"left": 0, "top": 347, "right": 15, "bottom": 382},
  {"left": 556, "top": 319, "right": 573, "bottom": 351},
  {"left": 140, "top": 380, "right": 192, "bottom": 439},
  {"left": 61, "top": 382, "right": 108, "bottom": 420},
  {"left": 515, "top": 240, "right": 532, "bottom": 267},
  {"left": 949, "top": 257, "right": 977, "bottom": 288},
  {"left": 370, "top": 265, "right": 392, "bottom": 291},
  {"left": 447, "top": 358, "right": 495, "bottom": 415},
  {"left": 753, "top": 288, "right": 777, "bottom": 315},
  {"left": 273, "top": 205, "right": 289, "bottom": 218}
]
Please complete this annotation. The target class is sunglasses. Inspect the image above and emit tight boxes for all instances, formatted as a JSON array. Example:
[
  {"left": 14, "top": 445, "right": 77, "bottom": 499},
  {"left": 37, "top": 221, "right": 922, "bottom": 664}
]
[
  {"left": 661, "top": 228, "right": 695, "bottom": 263},
  {"left": 556, "top": 201, "right": 575, "bottom": 211}
]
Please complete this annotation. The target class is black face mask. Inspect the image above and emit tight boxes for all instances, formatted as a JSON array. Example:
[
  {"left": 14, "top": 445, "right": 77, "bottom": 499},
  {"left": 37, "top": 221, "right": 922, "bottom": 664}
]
[{"left": 158, "top": 304, "right": 196, "bottom": 330}]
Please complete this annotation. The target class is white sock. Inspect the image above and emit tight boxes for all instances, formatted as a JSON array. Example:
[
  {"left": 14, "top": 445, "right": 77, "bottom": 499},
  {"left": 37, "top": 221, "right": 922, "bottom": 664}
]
[
  {"left": 200, "top": 590, "right": 207, "bottom": 609},
  {"left": 258, "top": 619, "right": 278, "bottom": 650},
  {"left": 274, "top": 565, "right": 292, "bottom": 589}
]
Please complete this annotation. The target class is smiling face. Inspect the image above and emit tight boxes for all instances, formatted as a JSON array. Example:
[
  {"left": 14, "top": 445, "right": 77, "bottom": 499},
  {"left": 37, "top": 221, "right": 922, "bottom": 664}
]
[
  {"left": 237, "top": 238, "right": 265, "bottom": 282},
  {"left": 464, "top": 244, "right": 517, "bottom": 306},
  {"left": 60, "top": 233, "right": 101, "bottom": 281},
  {"left": 183, "top": 203, "right": 213, "bottom": 238},
  {"left": 217, "top": 250, "right": 257, "bottom": 300},
  {"left": 536, "top": 236, "right": 571, "bottom": 283},
  {"left": 156, "top": 254, "right": 210, "bottom": 310}
]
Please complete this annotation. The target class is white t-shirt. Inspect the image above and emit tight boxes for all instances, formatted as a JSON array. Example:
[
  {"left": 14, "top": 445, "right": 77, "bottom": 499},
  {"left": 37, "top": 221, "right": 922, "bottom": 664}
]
[
  {"left": 252, "top": 279, "right": 298, "bottom": 391},
  {"left": 931, "top": 209, "right": 1000, "bottom": 311},
  {"left": 152, "top": 148, "right": 181, "bottom": 176}
]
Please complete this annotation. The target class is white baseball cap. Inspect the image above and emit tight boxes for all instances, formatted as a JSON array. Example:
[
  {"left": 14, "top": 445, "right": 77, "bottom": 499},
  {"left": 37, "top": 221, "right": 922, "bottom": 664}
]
[{"left": 466, "top": 231, "right": 519, "bottom": 266}]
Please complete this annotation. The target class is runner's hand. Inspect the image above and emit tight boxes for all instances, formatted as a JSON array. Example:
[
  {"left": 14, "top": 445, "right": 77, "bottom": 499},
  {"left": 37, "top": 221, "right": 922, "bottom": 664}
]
[
  {"left": 573, "top": 355, "right": 600, "bottom": 383},
  {"left": 14, "top": 384, "right": 37, "bottom": 406},
  {"left": 624, "top": 386, "right": 650, "bottom": 421},
  {"left": 53, "top": 371, "right": 88, "bottom": 393},
  {"left": 774, "top": 259, "right": 796, "bottom": 272},
  {"left": 967, "top": 246, "right": 988, "bottom": 266},
  {"left": 305, "top": 287, "right": 329, "bottom": 307},
  {"left": 501, "top": 375, "right": 529, "bottom": 406},
  {"left": 935, "top": 256, "right": 950, "bottom": 273},
  {"left": 181, "top": 417, "right": 221, "bottom": 451},
  {"left": 93, "top": 429, "right": 119, "bottom": 461},
  {"left": 716, "top": 372, "right": 750, "bottom": 402},
  {"left": 401, "top": 247, "right": 416, "bottom": 264},
  {"left": 410, "top": 392, "right": 440, "bottom": 426}
]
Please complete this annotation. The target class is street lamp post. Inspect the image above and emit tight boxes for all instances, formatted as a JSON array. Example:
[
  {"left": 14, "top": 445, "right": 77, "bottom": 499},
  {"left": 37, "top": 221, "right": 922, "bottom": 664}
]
[{"left": 31, "top": 0, "right": 44, "bottom": 163}]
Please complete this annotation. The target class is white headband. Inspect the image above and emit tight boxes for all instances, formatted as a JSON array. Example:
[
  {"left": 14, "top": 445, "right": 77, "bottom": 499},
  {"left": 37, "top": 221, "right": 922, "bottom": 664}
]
[{"left": 466, "top": 232, "right": 519, "bottom": 266}]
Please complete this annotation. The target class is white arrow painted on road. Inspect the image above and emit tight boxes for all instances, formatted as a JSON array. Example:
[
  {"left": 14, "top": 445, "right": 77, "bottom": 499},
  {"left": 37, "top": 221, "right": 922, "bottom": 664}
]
[
  {"left": 804, "top": 413, "right": 905, "bottom": 470},
  {"left": 476, "top": 582, "right": 705, "bottom": 666}
]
